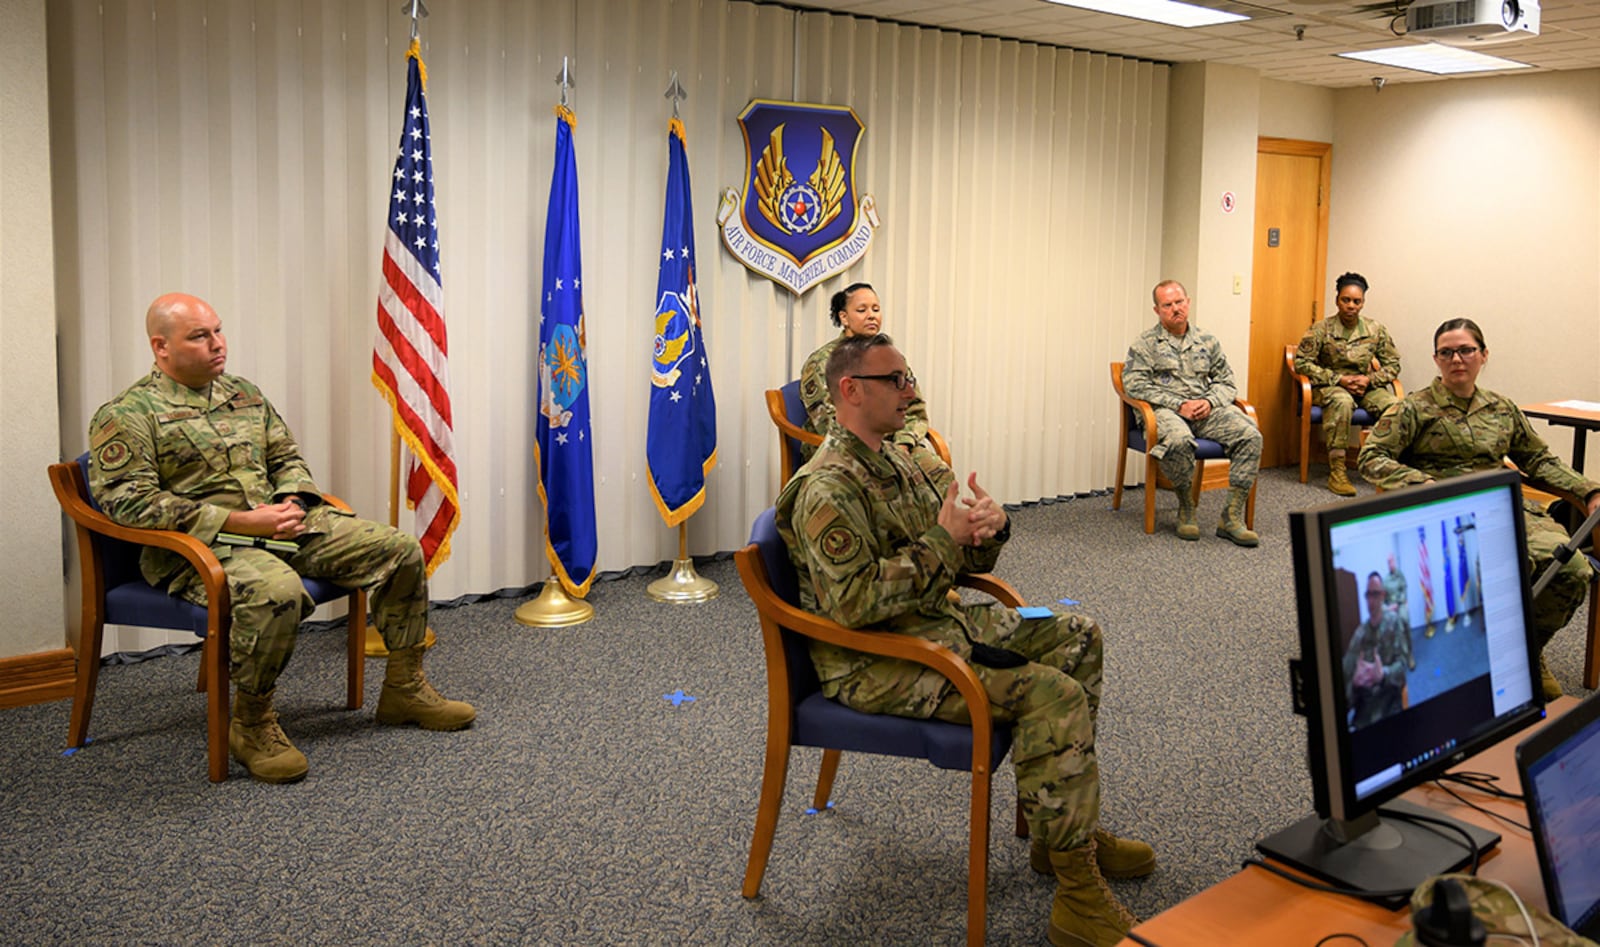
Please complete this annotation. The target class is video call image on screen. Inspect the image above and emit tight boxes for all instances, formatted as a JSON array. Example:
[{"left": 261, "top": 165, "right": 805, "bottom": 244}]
[{"left": 1328, "top": 488, "right": 1535, "bottom": 803}]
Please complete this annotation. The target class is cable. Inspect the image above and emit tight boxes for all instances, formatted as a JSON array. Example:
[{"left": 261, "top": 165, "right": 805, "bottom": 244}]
[
  {"left": 1431, "top": 780, "right": 1531, "bottom": 833},
  {"left": 1123, "top": 930, "right": 1164, "bottom": 947},
  {"left": 1314, "top": 934, "right": 1372, "bottom": 946},
  {"left": 1381, "top": 806, "right": 1483, "bottom": 876},
  {"left": 1438, "top": 770, "right": 1524, "bottom": 802},
  {"left": 1242, "top": 857, "right": 1416, "bottom": 904}
]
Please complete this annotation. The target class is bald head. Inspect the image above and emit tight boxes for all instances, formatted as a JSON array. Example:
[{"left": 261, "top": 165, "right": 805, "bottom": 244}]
[{"left": 147, "top": 293, "right": 228, "bottom": 388}]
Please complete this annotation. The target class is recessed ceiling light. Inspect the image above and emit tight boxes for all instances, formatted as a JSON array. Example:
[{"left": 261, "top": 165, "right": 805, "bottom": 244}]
[
  {"left": 1337, "top": 43, "right": 1531, "bottom": 75},
  {"left": 1039, "top": 0, "right": 1249, "bottom": 29}
]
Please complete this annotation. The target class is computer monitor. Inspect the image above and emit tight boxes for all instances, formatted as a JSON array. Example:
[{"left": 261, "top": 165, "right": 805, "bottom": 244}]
[{"left": 1257, "top": 468, "right": 1547, "bottom": 905}]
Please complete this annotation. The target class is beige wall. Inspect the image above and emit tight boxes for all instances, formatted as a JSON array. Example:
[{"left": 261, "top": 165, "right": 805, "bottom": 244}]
[
  {"left": 0, "top": 0, "right": 66, "bottom": 659},
  {"left": 1259, "top": 78, "right": 1334, "bottom": 143},
  {"left": 1327, "top": 69, "right": 1600, "bottom": 433},
  {"left": 1161, "top": 62, "right": 1259, "bottom": 395}
]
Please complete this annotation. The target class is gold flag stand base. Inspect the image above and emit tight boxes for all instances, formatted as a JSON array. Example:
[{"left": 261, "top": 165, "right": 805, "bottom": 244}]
[
  {"left": 515, "top": 580, "right": 594, "bottom": 627},
  {"left": 365, "top": 625, "right": 437, "bottom": 658},
  {"left": 646, "top": 558, "right": 719, "bottom": 603}
]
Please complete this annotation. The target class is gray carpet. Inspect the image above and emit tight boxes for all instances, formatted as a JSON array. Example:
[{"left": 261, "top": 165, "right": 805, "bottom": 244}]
[{"left": 1, "top": 466, "right": 1592, "bottom": 946}]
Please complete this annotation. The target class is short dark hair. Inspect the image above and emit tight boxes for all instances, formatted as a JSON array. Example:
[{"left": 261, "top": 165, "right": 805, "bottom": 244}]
[
  {"left": 829, "top": 282, "right": 875, "bottom": 328},
  {"left": 1335, "top": 272, "right": 1369, "bottom": 294},
  {"left": 1367, "top": 571, "right": 1384, "bottom": 587},
  {"left": 824, "top": 333, "right": 896, "bottom": 403},
  {"left": 1434, "top": 318, "right": 1486, "bottom": 352}
]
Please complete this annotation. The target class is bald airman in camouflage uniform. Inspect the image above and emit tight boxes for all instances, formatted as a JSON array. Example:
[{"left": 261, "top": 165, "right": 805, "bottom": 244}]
[
  {"left": 1360, "top": 377, "right": 1600, "bottom": 698},
  {"left": 1344, "top": 573, "right": 1413, "bottom": 728},
  {"left": 1293, "top": 272, "right": 1401, "bottom": 496},
  {"left": 777, "top": 333, "right": 1151, "bottom": 947},
  {"left": 88, "top": 293, "right": 474, "bottom": 783},
  {"left": 1124, "top": 280, "right": 1262, "bottom": 546}
]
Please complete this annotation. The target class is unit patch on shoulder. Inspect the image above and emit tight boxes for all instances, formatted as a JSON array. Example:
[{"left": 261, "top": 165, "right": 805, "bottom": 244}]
[
  {"left": 97, "top": 441, "right": 130, "bottom": 472},
  {"left": 1372, "top": 416, "right": 1392, "bottom": 436},
  {"left": 819, "top": 524, "right": 861, "bottom": 564}
]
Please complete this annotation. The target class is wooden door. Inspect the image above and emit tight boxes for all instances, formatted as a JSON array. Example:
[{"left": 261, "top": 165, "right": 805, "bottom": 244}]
[{"left": 1249, "top": 138, "right": 1329, "bottom": 469}]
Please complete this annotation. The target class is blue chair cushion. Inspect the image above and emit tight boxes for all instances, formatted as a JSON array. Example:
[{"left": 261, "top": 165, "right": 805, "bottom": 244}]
[
  {"left": 796, "top": 692, "right": 1013, "bottom": 771},
  {"left": 1126, "top": 424, "right": 1228, "bottom": 460},
  {"left": 1308, "top": 405, "right": 1379, "bottom": 426}
]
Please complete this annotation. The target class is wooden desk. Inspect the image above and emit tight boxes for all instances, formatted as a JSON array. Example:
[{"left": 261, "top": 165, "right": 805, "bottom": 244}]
[
  {"left": 1523, "top": 402, "right": 1600, "bottom": 473},
  {"left": 1123, "top": 697, "right": 1578, "bottom": 946}
]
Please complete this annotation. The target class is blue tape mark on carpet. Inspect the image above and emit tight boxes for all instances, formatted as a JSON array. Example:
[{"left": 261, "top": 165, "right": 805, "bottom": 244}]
[
  {"left": 804, "top": 801, "right": 836, "bottom": 815},
  {"left": 1058, "top": 597, "right": 1080, "bottom": 606},
  {"left": 663, "top": 689, "right": 696, "bottom": 707},
  {"left": 62, "top": 738, "right": 92, "bottom": 757}
]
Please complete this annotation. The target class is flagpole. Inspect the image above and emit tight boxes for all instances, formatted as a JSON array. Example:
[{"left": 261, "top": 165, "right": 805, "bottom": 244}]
[
  {"left": 647, "top": 523, "right": 718, "bottom": 603},
  {"left": 516, "top": 58, "right": 596, "bottom": 630}
]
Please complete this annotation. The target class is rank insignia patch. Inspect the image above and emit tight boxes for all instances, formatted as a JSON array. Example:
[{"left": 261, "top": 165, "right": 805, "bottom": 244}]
[{"left": 717, "top": 99, "right": 880, "bottom": 296}]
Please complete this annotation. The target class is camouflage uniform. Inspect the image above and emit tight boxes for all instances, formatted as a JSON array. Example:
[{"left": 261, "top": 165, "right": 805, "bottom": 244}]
[
  {"left": 776, "top": 427, "right": 1104, "bottom": 852},
  {"left": 1123, "top": 323, "right": 1262, "bottom": 493},
  {"left": 1383, "top": 567, "right": 1408, "bottom": 619},
  {"left": 1293, "top": 315, "right": 1402, "bottom": 450},
  {"left": 1342, "top": 611, "right": 1411, "bottom": 728},
  {"left": 1359, "top": 378, "right": 1600, "bottom": 650},
  {"left": 88, "top": 369, "right": 427, "bottom": 695},
  {"left": 798, "top": 333, "right": 929, "bottom": 460},
  {"left": 1397, "top": 875, "right": 1598, "bottom": 947}
]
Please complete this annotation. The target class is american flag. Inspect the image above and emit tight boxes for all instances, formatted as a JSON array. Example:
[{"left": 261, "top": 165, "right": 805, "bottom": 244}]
[
  {"left": 1417, "top": 525, "right": 1434, "bottom": 626},
  {"left": 371, "top": 38, "right": 460, "bottom": 576}
]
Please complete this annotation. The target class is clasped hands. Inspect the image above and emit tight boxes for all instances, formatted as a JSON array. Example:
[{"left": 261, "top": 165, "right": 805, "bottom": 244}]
[
  {"left": 1177, "top": 399, "right": 1212, "bottom": 421},
  {"left": 223, "top": 498, "right": 308, "bottom": 540},
  {"left": 938, "top": 472, "right": 1007, "bottom": 547},
  {"left": 1351, "top": 652, "right": 1384, "bottom": 689},
  {"left": 1338, "top": 374, "right": 1371, "bottom": 396}
]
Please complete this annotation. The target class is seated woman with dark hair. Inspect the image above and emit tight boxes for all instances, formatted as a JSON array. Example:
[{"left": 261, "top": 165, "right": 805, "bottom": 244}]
[
  {"left": 797, "top": 282, "right": 930, "bottom": 459},
  {"left": 1294, "top": 271, "right": 1401, "bottom": 496},
  {"left": 1359, "top": 317, "right": 1600, "bottom": 699}
]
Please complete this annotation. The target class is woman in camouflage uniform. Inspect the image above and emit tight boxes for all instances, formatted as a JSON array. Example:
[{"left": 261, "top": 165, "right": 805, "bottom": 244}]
[
  {"left": 1293, "top": 272, "right": 1401, "bottom": 496},
  {"left": 797, "top": 282, "right": 930, "bottom": 459},
  {"left": 1359, "top": 318, "right": 1600, "bottom": 699}
]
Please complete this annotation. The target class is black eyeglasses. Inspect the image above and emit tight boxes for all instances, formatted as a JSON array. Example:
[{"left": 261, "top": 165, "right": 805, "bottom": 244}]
[
  {"left": 851, "top": 370, "right": 917, "bottom": 391},
  {"left": 1434, "top": 345, "right": 1482, "bottom": 361}
]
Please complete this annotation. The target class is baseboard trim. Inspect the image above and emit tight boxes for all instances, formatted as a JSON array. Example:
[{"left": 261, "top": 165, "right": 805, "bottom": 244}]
[{"left": 0, "top": 648, "right": 76, "bottom": 709}]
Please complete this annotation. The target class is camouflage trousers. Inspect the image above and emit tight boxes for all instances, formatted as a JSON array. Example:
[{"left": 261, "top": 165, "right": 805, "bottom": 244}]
[
  {"left": 1524, "top": 501, "right": 1593, "bottom": 651},
  {"left": 1148, "top": 404, "right": 1262, "bottom": 492},
  {"left": 169, "top": 508, "right": 428, "bottom": 695},
  {"left": 1314, "top": 384, "right": 1397, "bottom": 451},
  {"left": 831, "top": 611, "right": 1104, "bottom": 852}
]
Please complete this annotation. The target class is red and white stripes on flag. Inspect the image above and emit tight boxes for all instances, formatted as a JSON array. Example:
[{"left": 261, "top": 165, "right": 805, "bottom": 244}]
[{"left": 371, "top": 38, "right": 460, "bottom": 576}]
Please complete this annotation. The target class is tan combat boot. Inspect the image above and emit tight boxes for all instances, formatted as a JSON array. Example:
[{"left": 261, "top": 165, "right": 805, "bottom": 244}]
[
  {"left": 1173, "top": 488, "right": 1199, "bottom": 541},
  {"left": 376, "top": 644, "right": 477, "bottom": 731},
  {"left": 1047, "top": 840, "right": 1140, "bottom": 947},
  {"left": 1540, "top": 655, "right": 1563, "bottom": 700},
  {"left": 1216, "top": 487, "right": 1260, "bottom": 547},
  {"left": 1327, "top": 450, "right": 1357, "bottom": 497},
  {"left": 1030, "top": 829, "right": 1157, "bottom": 879},
  {"left": 230, "top": 687, "right": 308, "bottom": 784}
]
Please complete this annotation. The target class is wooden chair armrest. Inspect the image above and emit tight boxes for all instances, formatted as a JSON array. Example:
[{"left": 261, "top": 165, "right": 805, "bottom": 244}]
[
  {"left": 926, "top": 428, "right": 953, "bottom": 467},
  {"left": 1234, "top": 396, "right": 1259, "bottom": 424},
  {"left": 320, "top": 493, "right": 355, "bottom": 514},
  {"left": 958, "top": 572, "right": 1025, "bottom": 608},
  {"left": 1284, "top": 346, "right": 1312, "bottom": 410},
  {"left": 47, "top": 462, "right": 227, "bottom": 606},
  {"left": 735, "top": 545, "right": 994, "bottom": 720},
  {"left": 765, "top": 389, "right": 823, "bottom": 449},
  {"left": 1117, "top": 390, "right": 1159, "bottom": 437}
]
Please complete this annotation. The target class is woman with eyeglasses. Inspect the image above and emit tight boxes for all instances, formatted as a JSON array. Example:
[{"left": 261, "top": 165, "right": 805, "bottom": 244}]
[
  {"left": 797, "top": 281, "right": 930, "bottom": 459},
  {"left": 1293, "top": 272, "right": 1402, "bottom": 496},
  {"left": 1360, "top": 318, "right": 1600, "bottom": 699}
]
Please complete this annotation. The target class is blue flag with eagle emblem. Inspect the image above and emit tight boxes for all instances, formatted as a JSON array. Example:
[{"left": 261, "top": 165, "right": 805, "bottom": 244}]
[
  {"left": 535, "top": 105, "right": 598, "bottom": 597},
  {"left": 647, "top": 118, "right": 718, "bottom": 526}
]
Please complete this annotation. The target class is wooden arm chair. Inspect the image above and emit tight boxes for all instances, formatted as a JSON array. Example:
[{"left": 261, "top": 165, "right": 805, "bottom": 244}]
[
  {"left": 1110, "top": 361, "right": 1258, "bottom": 535},
  {"left": 735, "top": 506, "right": 1028, "bottom": 947},
  {"left": 1284, "top": 344, "right": 1404, "bottom": 483},
  {"left": 1514, "top": 473, "right": 1600, "bottom": 690},
  {"left": 48, "top": 454, "right": 366, "bottom": 782},
  {"left": 765, "top": 379, "right": 953, "bottom": 489}
]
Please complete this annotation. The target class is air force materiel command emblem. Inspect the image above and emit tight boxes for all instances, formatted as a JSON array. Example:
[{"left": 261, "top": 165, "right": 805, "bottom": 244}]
[{"left": 718, "top": 99, "right": 880, "bottom": 296}]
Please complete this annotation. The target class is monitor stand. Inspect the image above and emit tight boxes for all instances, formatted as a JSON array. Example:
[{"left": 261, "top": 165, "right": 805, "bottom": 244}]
[{"left": 1255, "top": 798, "right": 1501, "bottom": 909}]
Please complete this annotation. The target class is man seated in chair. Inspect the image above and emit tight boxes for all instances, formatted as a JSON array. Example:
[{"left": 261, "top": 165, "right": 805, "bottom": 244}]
[
  {"left": 1123, "top": 279, "right": 1262, "bottom": 546},
  {"left": 88, "top": 293, "right": 475, "bottom": 784},
  {"left": 775, "top": 333, "right": 1153, "bottom": 947}
]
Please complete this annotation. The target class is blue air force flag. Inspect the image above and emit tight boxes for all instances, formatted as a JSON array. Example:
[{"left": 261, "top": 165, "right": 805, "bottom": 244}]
[
  {"left": 535, "top": 105, "right": 598, "bottom": 597},
  {"left": 647, "top": 118, "right": 718, "bottom": 527},
  {"left": 717, "top": 99, "right": 880, "bottom": 296}
]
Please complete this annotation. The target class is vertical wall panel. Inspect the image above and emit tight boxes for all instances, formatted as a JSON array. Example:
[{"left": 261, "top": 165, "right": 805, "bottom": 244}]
[{"left": 49, "top": 0, "right": 1167, "bottom": 615}]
